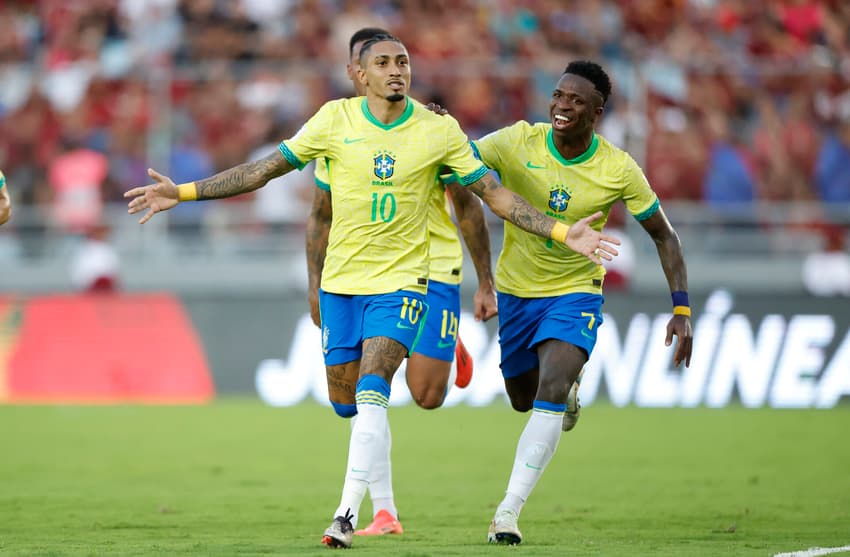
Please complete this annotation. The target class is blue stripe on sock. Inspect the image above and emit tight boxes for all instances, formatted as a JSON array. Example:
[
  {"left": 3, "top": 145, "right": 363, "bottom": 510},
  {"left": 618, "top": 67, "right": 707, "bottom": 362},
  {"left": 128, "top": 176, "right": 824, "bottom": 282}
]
[
  {"left": 533, "top": 399, "right": 566, "bottom": 414},
  {"left": 357, "top": 374, "right": 391, "bottom": 398},
  {"left": 356, "top": 374, "right": 391, "bottom": 408}
]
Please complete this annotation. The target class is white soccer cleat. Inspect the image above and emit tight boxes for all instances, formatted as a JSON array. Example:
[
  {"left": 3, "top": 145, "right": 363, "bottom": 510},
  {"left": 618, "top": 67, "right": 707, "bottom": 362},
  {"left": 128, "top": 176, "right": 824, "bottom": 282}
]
[
  {"left": 488, "top": 509, "right": 522, "bottom": 545},
  {"left": 321, "top": 509, "right": 354, "bottom": 549},
  {"left": 563, "top": 367, "right": 585, "bottom": 432}
]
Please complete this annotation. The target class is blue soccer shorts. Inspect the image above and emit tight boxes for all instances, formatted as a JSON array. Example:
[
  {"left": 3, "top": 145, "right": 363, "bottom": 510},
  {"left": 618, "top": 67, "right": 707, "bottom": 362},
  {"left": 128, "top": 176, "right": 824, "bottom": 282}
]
[
  {"left": 318, "top": 289, "right": 429, "bottom": 366},
  {"left": 412, "top": 280, "right": 461, "bottom": 362},
  {"left": 497, "top": 292, "right": 604, "bottom": 379}
]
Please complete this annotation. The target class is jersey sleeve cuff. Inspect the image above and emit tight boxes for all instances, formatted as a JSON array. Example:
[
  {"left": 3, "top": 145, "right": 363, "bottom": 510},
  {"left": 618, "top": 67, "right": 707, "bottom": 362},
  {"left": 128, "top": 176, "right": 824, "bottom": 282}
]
[
  {"left": 458, "top": 165, "right": 488, "bottom": 186},
  {"left": 278, "top": 142, "right": 307, "bottom": 170},
  {"left": 314, "top": 175, "right": 330, "bottom": 191},
  {"left": 439, "top": 172, "right": 459, "bottom": 185},
  {"left": 633, "top": 197, "right": 660, "bottom": 221},
  {"left": 469, "top": 141, "right": 482, "bottom": 161}
]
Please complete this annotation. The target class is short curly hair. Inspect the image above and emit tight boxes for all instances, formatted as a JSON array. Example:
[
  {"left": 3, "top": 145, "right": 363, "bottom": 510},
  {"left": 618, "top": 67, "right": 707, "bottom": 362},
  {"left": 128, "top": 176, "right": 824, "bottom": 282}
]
[{"left": 563, "top": 60, "right": 612, "bottom": 106}]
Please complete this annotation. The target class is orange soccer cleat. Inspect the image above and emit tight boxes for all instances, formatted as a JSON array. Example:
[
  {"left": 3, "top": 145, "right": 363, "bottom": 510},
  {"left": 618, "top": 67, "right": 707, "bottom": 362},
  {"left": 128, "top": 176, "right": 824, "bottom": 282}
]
[
  {"left": 454, "top": 336, "right": 473, "bottom": 389},
  {"left": 354, "top": 509, "right": 404, "bottom": 536}
]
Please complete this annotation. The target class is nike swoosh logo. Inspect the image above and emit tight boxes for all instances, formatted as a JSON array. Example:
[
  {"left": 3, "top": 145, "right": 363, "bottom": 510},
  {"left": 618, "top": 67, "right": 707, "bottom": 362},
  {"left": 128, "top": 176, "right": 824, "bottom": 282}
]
[
  {"left": 344, "top": 137, "right": 365, "bottom": 144},
  {"left": 526, "top": 161, "right": 545, "bottom": 169},
  {"left": 396, "top": 322, "right": 414, "bottom": 330},
  {"left": 580, "top": 328, "right": 594, "bottom": 339},
  {"left": 350, "top": 468, "right": 368, "bottom": 473},
  {"left": 437, "top": 340, "right": 454, "bottom": 349},
  {"left": 524, "top": 463, "right": 542, "bottom": 470}
]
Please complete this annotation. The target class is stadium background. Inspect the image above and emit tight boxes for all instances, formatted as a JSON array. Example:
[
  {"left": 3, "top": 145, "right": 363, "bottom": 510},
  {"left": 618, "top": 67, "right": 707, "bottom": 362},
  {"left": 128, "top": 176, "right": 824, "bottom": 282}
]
[
  {"left": 1, "top": 3, "right": 850, "bottom": 556},
  {"left": 0, "top": 0, "right": 848, "bottom": 405}
]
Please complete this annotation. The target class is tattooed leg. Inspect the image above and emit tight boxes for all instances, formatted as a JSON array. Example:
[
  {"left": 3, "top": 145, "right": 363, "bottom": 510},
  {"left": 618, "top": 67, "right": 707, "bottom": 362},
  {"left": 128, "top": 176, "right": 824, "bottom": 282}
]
[
  {"left": 360, "top": 336, "right": 408, "bottom": 382},
  {"left": 326, "top": 360, "right": 360, "bottom": 405}
]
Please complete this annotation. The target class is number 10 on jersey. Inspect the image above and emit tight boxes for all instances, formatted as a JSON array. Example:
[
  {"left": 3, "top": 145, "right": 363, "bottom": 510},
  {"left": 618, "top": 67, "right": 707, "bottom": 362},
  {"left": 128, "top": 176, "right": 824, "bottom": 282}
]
[{"left": 371, "top": 192, "right": 396, "bottom": 222}]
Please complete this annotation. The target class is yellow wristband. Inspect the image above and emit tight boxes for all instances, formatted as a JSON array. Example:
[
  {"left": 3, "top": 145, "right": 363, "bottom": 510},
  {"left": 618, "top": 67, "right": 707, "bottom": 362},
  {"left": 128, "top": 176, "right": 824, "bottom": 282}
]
[
  {"left": 177, "top": 182, "right": 197, "bottom": 202},
  {"left": 673, "top": 306, "right": 691, "bottom": 317},
  {"left": 550, "top": 222, "right": 569, "bottom": 244}
]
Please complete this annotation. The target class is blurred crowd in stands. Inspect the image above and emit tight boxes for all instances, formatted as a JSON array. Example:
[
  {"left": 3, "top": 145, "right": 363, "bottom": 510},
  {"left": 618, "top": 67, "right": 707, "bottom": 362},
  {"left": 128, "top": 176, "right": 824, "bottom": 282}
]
[{"left": 0, "top": 0, "right": 848, "bottom": 235}]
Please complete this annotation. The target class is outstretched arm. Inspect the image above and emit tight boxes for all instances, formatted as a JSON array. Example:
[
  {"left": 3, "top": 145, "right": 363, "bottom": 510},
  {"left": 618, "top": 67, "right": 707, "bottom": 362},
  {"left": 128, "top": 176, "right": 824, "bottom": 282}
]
[
  {"left": 0, "top": 172, "right": 10, "bottom": 226},
  {"left": 466, "top": 173, "right": 620, "bottom": 265},
  {"left": 306, "top": 187, "right": 332, "bottom": 327},
  {"left": 125, "top": 150, "right": 294, "bottom": 224},
  {"left": 639, "top": 207, "right": 693, "bottom": 367},
  {"left": 447, "top": 182, "right": 497, "bottom": 322}
]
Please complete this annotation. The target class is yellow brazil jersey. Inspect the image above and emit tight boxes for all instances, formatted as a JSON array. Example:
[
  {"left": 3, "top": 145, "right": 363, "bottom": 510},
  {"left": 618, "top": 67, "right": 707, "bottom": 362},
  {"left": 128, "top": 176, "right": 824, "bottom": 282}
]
[
  {"left": 314, "top": 148, "right": 463, "bottom": 287},
  {"left": 425, "top": 183, "right": 463, "bottom": 285},
  {"left": 313, "top": 157, "right": 330, "bottom": 189},
  {"left": 472, "top": 122, "right": 659, "bottom": 297},
  {"left": 283, "top": 96, "right": 486, "bottom": 295}
]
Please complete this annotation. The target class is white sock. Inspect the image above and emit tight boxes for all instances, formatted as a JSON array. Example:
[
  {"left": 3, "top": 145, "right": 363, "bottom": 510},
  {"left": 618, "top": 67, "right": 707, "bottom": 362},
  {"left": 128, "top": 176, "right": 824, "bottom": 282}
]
[
  {"left": 335, "top": 403, "right": 387, "bottom": 528},
  {"left": 369, "top": 419, "right": 397, "bottom": 519},
  {"left": 497, "top": 408, "right": 563, "bottom": 516},
  {"left": 350, "top": 413, "right": 397, "bottom": 519}
]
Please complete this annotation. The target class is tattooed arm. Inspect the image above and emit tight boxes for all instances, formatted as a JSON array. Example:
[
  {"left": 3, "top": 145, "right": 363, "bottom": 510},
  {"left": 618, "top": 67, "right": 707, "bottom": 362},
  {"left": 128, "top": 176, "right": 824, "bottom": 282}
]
[
  {"left": 447, "top": 182, "right": 497, "bottom": 322},
  {"left": 125, "top": 150, "right": 294, "bottom": 224},
  {"left": 306, "top": 187, "right": 332, "bottom": 327},
  {"left": 465, "top": 173, "right": 620, "bottom": 265}
]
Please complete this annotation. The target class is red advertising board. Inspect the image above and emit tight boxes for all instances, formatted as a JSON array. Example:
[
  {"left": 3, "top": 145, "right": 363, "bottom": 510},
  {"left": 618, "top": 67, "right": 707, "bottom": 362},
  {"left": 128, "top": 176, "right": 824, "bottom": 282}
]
[{"left": 0, "top": 294, "right": 213, "bottom": 403}]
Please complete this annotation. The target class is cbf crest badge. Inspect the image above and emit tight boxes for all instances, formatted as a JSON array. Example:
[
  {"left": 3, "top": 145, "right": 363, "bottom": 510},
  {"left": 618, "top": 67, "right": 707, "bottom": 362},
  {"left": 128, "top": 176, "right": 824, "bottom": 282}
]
[
  {"left": 548, "top": 186, "right": 571, "bottom": 213},
  {"left": 373, "top": 151, "right": 396, "bottom": 180}
]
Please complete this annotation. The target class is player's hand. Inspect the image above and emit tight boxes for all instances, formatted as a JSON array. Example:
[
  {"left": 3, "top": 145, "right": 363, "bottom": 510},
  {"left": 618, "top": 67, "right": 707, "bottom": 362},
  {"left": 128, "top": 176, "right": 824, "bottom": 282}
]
[
  {"left": 565, "top": 211, "right": 620, "bottom": 265},
  {"left": 125, "top": 168, "right": 180, "bottom": 224},
  {"left": 308, "top": 288, "right": 321, "bottom": 328},
  {"left": 473, "top": 284, "right": 498, "bottom": 322},
  {"left": 425, "top": 102, "right": 448, "bottom": 116},
  {"left": 666, "top": 314, "right": 693, "bottom": 367}
]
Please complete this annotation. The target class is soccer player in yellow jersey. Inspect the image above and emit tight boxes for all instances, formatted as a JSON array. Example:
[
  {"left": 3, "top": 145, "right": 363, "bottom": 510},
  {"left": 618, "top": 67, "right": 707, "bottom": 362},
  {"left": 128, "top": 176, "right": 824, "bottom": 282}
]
[
  {"left": 0, "top": 170, "right": 11, "bottom": 225},
  {"left": 306, "top": 27, "right": 498, "bottom": 538},
  {"left": 469, "top": 61, "right": 693, "bottom": 545},
  {"left": 125, "top": 37, "right": 620, "bottom": 549}
]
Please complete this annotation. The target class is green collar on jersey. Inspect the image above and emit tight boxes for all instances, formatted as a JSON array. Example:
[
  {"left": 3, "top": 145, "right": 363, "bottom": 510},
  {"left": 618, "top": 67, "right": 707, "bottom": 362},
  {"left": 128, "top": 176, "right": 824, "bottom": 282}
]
[
  {"left": 361, "top": 96, "right": 414, "bottom": 130},
  {"left": 547, "top": 129, "right": 598, "bottom": 165}
]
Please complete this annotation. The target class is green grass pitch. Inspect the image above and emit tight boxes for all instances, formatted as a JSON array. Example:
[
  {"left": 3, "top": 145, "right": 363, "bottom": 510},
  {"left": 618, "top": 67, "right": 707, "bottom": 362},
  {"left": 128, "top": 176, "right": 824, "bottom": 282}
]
[{"left": 1, "top": 401, "right": 848, "bottom": 556}]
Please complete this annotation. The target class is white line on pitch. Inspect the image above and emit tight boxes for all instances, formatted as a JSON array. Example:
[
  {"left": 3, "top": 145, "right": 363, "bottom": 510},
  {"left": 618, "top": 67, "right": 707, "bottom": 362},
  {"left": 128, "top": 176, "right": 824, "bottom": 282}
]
[{"left": 773, "top": 546, "right": 850, "bottom": 557}]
